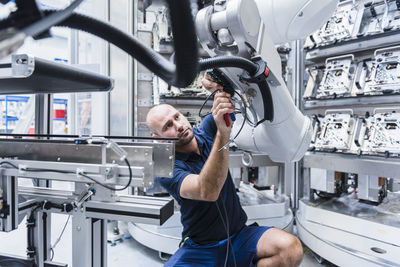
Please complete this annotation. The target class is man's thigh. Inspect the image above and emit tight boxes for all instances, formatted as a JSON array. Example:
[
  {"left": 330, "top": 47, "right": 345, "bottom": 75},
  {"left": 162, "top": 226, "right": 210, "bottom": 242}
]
[
  {"left": 230, "top": 224, "right": 272, "bottom": 266},
  {"left": 164, "top": 242, "right": 223, "bottom": 267}
]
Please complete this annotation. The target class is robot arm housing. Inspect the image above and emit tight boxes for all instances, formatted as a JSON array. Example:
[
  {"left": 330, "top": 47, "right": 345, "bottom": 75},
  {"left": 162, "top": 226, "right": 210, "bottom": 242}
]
[{"left": 196, "top": 0, "right": 337, "bottom": 162}]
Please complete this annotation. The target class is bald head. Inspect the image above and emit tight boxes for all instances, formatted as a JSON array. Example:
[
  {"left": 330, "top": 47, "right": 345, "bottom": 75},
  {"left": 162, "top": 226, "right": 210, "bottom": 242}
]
[
  {"left": 146, "top": 104, "right": 177, "bottom": 135},
  {"left": 146, "top": 104, "right": 194, "bottom": 146}
]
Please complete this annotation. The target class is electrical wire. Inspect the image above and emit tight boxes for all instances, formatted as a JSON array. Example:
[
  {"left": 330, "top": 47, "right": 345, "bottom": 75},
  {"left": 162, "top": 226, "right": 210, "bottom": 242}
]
[
  {"left": 50, "top": 215, "right": 71, "bottom": 261},
  {"left": 23, "top": 0, "right": 84, "bottom": 37},
  {"left": 221, "top": 197, "right": 237, "bottom": 267},
  {"left": 78, "top": 158, "right": 133, "bottom": 191},
  {"left": 0, "top": 161, "right": 18, "bottom": 169},
  {"left": 215, "top": 201, "right": 230, "bottom": 267},
  {"left": 0, "top": 158, "right": 133, "bottom": 192},
  {"left": 215, "top": 198, "right": 237, "bottom": 267},
  {"left": 198, "top": 90, "right": 218, "bottom": 118},
  {"left": 218, "top": 91, "right": 248, "bottom": 152}
]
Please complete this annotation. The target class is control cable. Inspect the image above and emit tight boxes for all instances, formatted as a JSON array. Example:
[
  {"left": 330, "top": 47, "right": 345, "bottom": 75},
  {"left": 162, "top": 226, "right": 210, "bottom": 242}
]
[
  {"left": 50, "top": 215, "right": 71, "bottom": 261},
  {"left": 0, "top": 159, "right": 133, "bottom": 192}
]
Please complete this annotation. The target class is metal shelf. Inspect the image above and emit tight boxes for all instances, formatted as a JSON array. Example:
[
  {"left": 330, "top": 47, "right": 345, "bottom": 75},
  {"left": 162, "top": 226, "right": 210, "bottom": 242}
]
[
  {"left": 303, "top": 152, "right": 400, "bottom": 179},
  {"left": 305, "top": 30, "right": 400, "bottom": 61},
  {"left": 303, "top": 94, "right": 400, "bottom": 110}
]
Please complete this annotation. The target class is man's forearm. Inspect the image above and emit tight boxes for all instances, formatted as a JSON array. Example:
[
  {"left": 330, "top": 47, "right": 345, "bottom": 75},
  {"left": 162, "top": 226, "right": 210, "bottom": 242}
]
[{"left": 198, "top": 131, "right": 230, "bottom": 201}]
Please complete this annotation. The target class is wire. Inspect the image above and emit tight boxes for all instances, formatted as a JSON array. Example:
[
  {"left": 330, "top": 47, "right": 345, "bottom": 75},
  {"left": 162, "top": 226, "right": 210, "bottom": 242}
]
[
  {"left": 218, "top": 91, "right": 248, "bottom": 152},
  {"left": 50, "top": 215, "right": 71, "bottom": 261},
  {"left": 198, "top": 90, "right": 218, "bottom": 118},
  {"left": 78, "top": 158, "right": 133, "bottom": 191},
  {"left": 215, "top": 198, "right": 237, "bottom": 267},
  {"left": 23, "top": 0, "right": 84, "bottom": 37},
  {"left": 215, "top": 201, "right": 230, "bottom": 267},
  {"left": 0, "top": 161, "right": 18, "bottom": 169},
  {"left": 0, "top": 158, "right": 133, "bottom": 192},
  {"left": 221, "top": 197, "right": 237, "bottom": 267}
]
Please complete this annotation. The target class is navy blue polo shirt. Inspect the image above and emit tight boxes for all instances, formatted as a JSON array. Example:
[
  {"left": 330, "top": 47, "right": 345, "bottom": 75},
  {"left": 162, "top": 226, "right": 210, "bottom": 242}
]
[{"left": 156, "top": 114, "right": 247, "bottom": 244}]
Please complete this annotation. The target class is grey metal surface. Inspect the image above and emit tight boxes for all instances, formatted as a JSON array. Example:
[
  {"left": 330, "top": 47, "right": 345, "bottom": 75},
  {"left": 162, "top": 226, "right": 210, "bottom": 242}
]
[
  {"left": 304, "top": 95, "right": 400, "bottom": 110},
  {"left": 229, "top": 152, "right": 282, "bottom": 167},
  {"left": 0, "top": 140, "right": 174, "bottom": 178},
  {"left": 301, "top": 193, "right": 400, "bottom": 229},
  {"left": 303, "top": 152, "right": 400, "bottom": 179},
  {"left": 306, "top": 30, "right": 400, "bottom": 61}
]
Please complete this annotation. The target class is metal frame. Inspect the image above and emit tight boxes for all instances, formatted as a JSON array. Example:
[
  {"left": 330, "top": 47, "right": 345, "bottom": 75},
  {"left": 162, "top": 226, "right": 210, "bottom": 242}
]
[{"left": 0, "top": 139, "right": 175, "bottom": 267}]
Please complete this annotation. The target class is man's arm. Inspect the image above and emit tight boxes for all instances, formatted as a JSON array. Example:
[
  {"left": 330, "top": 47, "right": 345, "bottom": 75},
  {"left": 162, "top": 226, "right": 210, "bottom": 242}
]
[{"left": 180, "top": 88, "right": 234, "bottom": 202}]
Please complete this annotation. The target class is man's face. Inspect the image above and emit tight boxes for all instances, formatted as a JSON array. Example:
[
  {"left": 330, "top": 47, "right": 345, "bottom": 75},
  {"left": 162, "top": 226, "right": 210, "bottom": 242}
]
[{"left": 149, "top": 105, "right": 194, "bottom": 147}]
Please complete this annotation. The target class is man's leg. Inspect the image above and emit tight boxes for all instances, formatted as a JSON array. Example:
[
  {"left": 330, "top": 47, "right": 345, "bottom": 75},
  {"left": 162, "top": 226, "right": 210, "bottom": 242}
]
[
  {"left": 255, "top": 228, "right": 303, "bottom": 267},
  {"left": 164, "top": 239, "right": 223, "bottom": 267}
]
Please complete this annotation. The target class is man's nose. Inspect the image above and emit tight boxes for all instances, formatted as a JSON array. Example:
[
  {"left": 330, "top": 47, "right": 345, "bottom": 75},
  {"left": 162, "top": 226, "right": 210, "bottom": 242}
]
[{"left": 176, "top": 121, "right": 184, "bottom": 132}]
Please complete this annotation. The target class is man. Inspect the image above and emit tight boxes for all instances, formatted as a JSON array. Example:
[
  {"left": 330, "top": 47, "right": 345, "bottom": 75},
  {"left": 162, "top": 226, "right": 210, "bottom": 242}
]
[{"left": 146, "top": 75, "right": 303, "bottom": 266}]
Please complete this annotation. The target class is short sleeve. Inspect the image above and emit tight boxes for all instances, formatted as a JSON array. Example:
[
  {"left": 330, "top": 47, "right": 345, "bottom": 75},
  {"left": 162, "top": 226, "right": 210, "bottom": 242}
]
[
  {"left": 156, "top": 161, "right": 192, "bottom": 203},
  {"left": 200, "top": 114, "right": 217, "bottom": 138}
]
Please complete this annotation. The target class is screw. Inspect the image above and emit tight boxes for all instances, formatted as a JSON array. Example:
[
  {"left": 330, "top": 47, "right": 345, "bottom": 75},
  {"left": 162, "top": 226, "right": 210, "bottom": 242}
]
[
  {"left": 169, "top": 172, "right": 173, "bottom": 176},
  {"left": 169, "top": 156, "right": 173, "bottom": 160},
  {"left": 76, "top": 226, "right": 81, "bottom": 232},
  {"left": 16, "top": 58, "right": 27, "bottom": 64},
  {"left": 149, "top": 162, "right": 153, "bottom": 166},
  {"left": 298, "top": 11, "right": 304, "bottom": 17}
]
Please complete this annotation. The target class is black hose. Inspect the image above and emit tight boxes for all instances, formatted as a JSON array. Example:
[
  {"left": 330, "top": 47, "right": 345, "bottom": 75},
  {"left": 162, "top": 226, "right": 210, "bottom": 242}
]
[
  {"left": 199, "top": 56, "right": 258, "bottom": 76},
  {"left": 42, "top": 0, "right": 198, "bottom": 88}
]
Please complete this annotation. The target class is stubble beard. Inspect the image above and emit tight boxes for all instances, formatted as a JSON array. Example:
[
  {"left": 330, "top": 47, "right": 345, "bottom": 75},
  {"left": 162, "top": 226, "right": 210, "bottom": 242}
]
[{"left": 176, "top": 128, "right": 194, "bottom": 147}]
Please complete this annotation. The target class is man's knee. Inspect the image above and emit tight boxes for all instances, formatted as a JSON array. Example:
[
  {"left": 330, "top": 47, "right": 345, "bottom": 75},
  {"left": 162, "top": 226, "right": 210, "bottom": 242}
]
[{"left": 279, "top": 234, "right": 303, "bottom": 266}]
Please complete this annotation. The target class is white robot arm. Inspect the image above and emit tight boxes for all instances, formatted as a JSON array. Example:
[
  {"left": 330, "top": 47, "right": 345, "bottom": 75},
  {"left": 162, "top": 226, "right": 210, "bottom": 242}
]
[{"left": 196, "top": 0, "right": 338, "bottom": 163}]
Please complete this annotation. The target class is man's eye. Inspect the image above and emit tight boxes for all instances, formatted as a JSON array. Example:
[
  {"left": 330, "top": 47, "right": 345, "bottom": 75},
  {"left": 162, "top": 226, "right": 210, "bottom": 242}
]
[{"left": 175, "top": 115, "right": 179, "bottom": 119}]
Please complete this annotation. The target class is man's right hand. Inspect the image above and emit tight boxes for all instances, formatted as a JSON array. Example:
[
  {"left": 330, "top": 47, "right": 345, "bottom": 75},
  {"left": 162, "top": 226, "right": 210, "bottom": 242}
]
[
  {"left": 212, "top": 91, "right": 234, "bottom": 139},
  {"left": 202, "top": 73, "right": 223, "bottom": 93}
]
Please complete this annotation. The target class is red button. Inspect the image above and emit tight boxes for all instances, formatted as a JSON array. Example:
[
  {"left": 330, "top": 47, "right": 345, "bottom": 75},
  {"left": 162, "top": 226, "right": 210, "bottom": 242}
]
[{"left": 264, "top": 67, "right": 270, "bottom": 77}]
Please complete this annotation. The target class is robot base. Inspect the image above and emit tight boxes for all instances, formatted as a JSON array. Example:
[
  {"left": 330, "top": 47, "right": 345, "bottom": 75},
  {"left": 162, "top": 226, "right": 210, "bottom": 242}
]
[{"left": 297, "top": 197, "right": 400, "bottom": 267}]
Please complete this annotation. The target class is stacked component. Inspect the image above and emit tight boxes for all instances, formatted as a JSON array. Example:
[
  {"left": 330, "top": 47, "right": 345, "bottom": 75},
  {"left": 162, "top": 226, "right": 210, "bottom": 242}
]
[
  {"left": 304, "top": 45, "right": 400, "bottom": 99},
  {"left": 304, "top": 0, "right": 400, "bottom": 49},
  {"left": 310, "top": 109, "right": 400, "bottom": 157}
]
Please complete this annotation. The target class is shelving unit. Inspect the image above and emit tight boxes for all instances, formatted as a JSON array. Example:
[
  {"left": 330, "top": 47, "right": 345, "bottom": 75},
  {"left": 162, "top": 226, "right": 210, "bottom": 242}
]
[
  {"left": 298, "top": 1, "right": 400, "bottom": 266},
  {"left": 0, "top": 96, "right": 68, "bottom": 134}
]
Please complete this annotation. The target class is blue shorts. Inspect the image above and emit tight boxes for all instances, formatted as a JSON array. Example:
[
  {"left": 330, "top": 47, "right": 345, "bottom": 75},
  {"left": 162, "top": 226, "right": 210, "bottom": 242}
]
[{"left": 164, "top": 224, "right": 272, "bottom": 267}]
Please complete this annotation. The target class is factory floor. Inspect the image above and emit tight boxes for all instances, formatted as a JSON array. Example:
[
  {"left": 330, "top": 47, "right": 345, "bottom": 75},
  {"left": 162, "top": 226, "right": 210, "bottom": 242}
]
[{"left": 0, "top": 213, "right": 336, "bottom": 267}]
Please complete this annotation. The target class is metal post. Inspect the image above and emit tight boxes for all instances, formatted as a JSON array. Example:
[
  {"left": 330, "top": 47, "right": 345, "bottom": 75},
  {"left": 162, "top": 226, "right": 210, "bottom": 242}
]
[
  {"left": 33, "top": 210, "right": 52, "bottom": 266},
  {"left": 35, "top": 94, "right": 53, "bottom": 135},
  {"left": 0, "top": 175, "right": 18, "bottom": 232},
  {"left": 33, "top": 92, "right": 53, "bottom": 266}
]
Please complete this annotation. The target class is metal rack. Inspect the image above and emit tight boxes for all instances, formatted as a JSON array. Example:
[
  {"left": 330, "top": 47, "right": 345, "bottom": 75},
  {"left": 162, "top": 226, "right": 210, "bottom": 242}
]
[{"left": 297, "top": 1, "right": 400, "bottom": 266}]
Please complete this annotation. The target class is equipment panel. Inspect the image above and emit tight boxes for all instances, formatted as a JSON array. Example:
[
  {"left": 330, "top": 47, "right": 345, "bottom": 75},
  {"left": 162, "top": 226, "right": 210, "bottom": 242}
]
[
  {"left": 312, "top": 111, "right": 355, "bottom": 153},
  {"left": 304, "top": 45, "right": 400, "bottom": 99},
  {"left": 305, "top": 0, "right": 363, "bottom": 48},
  {"left": 361, "top": 110, "right": 400, "bottom": 156},
  {"left": 363, "top": 46, "right": 400, "bottom": 95},
  {"left": 316, "top": 55, "right": 355, "bottom": 99}
]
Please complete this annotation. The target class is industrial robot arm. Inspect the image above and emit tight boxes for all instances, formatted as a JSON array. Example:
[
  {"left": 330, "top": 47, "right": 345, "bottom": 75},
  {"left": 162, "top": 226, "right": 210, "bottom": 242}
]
[{"left": 196, "top": 0, "right": 338, "bottom": 162}]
